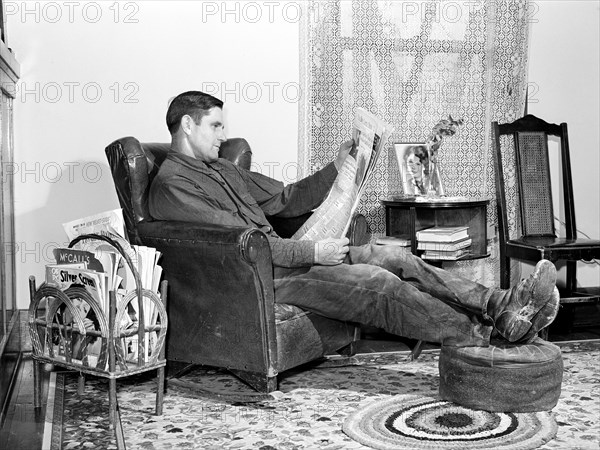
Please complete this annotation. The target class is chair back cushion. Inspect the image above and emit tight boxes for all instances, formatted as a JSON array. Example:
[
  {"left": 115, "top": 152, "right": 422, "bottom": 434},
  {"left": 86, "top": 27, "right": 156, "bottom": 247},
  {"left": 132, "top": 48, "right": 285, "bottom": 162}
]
[{"left": 105, "top": 137, "right": 252, "bottom": 244}]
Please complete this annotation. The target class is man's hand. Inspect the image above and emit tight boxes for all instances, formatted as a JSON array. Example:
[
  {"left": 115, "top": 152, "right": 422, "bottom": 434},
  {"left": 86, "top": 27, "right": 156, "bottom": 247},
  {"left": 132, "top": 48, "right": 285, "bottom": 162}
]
[
  {"left": 334, "top": 139, "right": 355, "bottom": 171},
  {"left": 314, "top": 237, "right": 350, "bottom": 265}
]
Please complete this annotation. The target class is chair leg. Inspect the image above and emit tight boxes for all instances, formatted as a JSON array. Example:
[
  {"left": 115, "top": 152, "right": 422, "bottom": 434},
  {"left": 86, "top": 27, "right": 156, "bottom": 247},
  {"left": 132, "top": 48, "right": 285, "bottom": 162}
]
[{"left": 230, "top": 369, "right": 278, "bottom": 393}]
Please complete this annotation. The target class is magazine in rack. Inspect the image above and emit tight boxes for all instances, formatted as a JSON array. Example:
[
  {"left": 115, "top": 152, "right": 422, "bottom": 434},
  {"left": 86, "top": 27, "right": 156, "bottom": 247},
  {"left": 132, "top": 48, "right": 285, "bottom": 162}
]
[
  {"left": 43, "top": 209, "right": 165, "bottom": 368},
  {"left": 293, "top": 108, "right": 394, "bottom": 241}
]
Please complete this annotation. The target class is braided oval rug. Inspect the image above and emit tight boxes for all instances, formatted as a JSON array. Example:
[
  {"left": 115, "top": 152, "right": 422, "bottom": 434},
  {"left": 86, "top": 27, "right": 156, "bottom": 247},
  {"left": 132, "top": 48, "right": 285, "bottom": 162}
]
[{"left": 342, "top": 394, "right": 557, "bottom": 449}]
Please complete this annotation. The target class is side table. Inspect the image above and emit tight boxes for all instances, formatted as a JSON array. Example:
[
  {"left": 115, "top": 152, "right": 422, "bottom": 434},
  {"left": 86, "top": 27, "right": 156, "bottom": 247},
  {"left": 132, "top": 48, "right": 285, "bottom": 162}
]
[{"left": 381, "top": 197, "right": 491, "bottom": 260}]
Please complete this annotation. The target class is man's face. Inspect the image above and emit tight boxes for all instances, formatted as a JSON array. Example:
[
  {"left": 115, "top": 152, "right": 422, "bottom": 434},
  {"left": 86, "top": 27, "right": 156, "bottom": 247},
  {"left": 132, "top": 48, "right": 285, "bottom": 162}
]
[{"left": 187, "top": 107, "right": 226, "bottom": 162}]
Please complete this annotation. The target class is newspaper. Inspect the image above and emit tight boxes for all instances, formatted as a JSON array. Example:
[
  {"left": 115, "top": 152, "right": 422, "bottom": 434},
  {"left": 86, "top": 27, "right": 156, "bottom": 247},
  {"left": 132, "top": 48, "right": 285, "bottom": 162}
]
[
  {"left": 63, "top": 208, "right": 126, "bottom": 242},
  {"left": 293, "top": 108, "right": 394, "bottom": 241}
]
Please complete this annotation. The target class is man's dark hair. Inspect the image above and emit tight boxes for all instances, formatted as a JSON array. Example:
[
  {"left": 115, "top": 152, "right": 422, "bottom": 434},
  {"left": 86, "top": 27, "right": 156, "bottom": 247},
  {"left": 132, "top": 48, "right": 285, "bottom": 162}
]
[{"left": 166, "top": 91, "right": 224, "bottom": 135}]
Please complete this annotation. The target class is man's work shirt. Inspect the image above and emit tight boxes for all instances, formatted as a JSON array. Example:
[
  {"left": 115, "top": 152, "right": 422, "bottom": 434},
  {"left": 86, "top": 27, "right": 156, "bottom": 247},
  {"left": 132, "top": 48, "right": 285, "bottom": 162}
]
[{"left": 148, "top": 151, "right": 338, "bottom": 268}]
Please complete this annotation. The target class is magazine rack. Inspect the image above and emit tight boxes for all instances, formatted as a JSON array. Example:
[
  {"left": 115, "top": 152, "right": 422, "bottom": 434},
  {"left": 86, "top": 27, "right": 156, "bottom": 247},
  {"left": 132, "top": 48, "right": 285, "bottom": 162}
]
[{"left": 28, "top": 234, "right": 168, "bottom": 449}]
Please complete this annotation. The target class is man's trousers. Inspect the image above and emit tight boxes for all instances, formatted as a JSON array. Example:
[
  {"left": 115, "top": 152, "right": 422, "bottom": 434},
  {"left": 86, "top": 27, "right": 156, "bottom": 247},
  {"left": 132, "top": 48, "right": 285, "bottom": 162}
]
[{"left": 274, "top": 244, "right": 497, "bottom": 347}]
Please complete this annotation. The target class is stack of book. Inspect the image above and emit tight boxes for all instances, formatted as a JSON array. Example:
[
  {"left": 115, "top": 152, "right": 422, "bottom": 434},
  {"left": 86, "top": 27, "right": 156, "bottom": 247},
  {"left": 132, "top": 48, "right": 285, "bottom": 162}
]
[{"left": 416, "top": 226, "right": 472, "bottom": 260}]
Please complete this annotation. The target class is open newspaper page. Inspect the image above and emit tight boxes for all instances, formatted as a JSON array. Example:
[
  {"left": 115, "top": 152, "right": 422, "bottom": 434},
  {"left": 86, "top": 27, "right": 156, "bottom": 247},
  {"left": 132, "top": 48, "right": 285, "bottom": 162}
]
[
  {"left": 292, "top": 108, "right": 394, "bottom": 241},
  {"left": 62, "top": 208, "right": 126, "bottom": 243}
]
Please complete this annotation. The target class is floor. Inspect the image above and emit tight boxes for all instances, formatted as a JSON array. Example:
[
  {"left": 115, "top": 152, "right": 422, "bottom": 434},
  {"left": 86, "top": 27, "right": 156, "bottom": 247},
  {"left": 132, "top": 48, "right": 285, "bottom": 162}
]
[
  {"left": 1, "top": 319, "right": 599, "bottom": 449},
  {"left": 58, "top": 340, "right": 600, "bottom": 449},
  {"left": 0, "top": 356, "right": 49, "bottom": 449}
]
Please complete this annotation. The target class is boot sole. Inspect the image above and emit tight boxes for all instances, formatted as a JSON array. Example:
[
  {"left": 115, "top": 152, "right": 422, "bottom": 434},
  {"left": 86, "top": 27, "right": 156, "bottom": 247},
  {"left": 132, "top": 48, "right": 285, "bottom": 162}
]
[
  {"left": 516, "top": 260, "right": 557, "bottom": 321},
  {"left": 521, "top": 287, "right": 560, "bottom": 343}
]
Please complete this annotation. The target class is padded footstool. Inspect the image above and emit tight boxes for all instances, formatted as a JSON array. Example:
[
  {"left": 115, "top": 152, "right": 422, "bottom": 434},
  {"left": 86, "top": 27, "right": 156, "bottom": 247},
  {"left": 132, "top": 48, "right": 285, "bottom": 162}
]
[{"left": 439, "top": 337, "right": 563, "bottom": 412}]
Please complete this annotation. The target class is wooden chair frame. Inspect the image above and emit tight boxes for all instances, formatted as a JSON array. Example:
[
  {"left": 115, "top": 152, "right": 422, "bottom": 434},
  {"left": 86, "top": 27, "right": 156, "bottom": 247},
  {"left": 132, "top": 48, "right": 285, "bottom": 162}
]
[{"left": 492, "top": 114, "right": 599, "bottom": 309}]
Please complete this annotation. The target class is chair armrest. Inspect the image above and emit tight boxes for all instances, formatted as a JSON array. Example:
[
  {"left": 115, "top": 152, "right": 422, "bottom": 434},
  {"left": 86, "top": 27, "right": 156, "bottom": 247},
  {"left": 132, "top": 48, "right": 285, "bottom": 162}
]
[
  {"left": 138, "top": 220, "right": 270, "bottom": 263},
  {"left": 138, "top": 220, "right": 278, "bottom": 374},
  {"left": 267, "top": 212, "right": 371, "bottom": 245},
  {"left": 347, "top": 213, "right": 370, "bottom": 246}
]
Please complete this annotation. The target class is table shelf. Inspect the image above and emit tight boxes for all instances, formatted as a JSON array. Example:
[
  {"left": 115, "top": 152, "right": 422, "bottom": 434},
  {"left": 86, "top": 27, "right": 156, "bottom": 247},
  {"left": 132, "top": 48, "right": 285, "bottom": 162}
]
[{"left": 382, "top": 197, "right": 491, "bottom": 261}]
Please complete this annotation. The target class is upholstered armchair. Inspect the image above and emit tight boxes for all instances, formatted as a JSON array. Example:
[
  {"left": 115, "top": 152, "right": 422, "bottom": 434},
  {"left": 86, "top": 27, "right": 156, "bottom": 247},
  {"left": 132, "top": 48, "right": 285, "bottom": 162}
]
[{"left": 105, "top": 137, "right": 369, "bottom": 392}]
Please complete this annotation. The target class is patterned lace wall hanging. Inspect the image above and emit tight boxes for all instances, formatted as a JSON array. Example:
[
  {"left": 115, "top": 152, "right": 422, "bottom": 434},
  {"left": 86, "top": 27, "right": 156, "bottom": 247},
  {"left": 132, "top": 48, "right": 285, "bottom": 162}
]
[{"left": 299, "top": 0, "right": 531, "bottom": 286}]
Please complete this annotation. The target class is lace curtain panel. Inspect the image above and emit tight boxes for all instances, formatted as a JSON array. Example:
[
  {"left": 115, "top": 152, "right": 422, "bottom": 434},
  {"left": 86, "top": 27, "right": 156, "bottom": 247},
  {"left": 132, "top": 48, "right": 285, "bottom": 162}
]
[{"left": 299, "top": 0, "right": 530, "bottom": 285}]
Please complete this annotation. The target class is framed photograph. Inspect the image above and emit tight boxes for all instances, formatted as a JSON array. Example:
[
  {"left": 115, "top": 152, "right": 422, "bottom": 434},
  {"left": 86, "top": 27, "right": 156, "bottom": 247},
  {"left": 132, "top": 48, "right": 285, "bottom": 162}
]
[
  {"left": 393, "top": 142, "right": 445, "bottom": 197},
  {"left": 394, "top": 142, "right": 429, "bottom": 196}
]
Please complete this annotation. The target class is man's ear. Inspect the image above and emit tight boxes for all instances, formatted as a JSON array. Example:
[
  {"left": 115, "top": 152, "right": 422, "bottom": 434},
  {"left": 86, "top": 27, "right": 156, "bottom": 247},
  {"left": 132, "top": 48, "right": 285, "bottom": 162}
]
[{"left": 180, "top": 115, "right": 194, "bottom": 135}]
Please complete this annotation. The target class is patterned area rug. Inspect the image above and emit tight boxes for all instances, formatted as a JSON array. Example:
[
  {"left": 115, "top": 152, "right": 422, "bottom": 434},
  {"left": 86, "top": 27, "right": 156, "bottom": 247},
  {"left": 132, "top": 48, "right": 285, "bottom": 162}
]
[
  {"left": 46, "top": 341, "right": 600, "bottom": 449},
  {"left": 342, "top": 394, "right": 557, "bottom": 449}
]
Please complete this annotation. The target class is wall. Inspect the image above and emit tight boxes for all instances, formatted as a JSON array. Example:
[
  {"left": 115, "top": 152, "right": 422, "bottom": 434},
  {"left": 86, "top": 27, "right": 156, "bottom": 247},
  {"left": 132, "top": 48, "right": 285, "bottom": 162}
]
[
  {"left": 6, "top": 1, "right": 599, "bottom": 308},
  {"left": 7, "top": 1, "right": 302, "bottom": 308}
]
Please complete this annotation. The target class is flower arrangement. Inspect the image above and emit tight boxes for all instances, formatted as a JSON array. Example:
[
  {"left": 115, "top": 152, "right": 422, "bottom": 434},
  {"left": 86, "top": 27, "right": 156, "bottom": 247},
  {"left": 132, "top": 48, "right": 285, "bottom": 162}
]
[
  {"left": 426, "top": 116, "right": 464, "bottom": 153},
  {"left": 424, "top": 116, "right": 464, "bottom": 197}
]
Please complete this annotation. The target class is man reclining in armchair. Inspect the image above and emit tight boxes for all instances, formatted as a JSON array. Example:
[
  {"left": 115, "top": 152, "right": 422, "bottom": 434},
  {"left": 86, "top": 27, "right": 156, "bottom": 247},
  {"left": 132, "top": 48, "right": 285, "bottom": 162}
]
[{"left": 149, "top": 90, "right": 560, "bottom": 349}]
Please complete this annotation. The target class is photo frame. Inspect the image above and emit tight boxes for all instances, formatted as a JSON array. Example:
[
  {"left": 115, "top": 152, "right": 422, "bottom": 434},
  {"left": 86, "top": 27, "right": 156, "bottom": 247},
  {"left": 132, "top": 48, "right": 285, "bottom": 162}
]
[{"left": 393, "top": 142, "right": 445, "bottom": 197}]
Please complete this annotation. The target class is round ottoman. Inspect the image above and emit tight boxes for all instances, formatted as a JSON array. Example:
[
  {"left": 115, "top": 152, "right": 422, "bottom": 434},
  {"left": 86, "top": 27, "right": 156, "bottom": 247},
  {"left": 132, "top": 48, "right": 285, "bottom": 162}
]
[{"left": 439, "top": 337, "right": 563, "bottom": 412}]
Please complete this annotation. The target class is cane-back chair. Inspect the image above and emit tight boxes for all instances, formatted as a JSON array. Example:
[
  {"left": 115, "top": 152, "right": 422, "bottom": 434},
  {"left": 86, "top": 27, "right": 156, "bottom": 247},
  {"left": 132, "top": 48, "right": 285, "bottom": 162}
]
[{"left": 492, "top": 114, "right": 600, "bottom": 317}]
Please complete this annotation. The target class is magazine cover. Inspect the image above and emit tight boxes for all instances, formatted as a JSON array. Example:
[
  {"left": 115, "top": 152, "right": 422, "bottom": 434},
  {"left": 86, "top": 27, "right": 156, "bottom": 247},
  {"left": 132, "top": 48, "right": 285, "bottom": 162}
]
[{"left": 45, "top": 265, "right": 107, "bottom": 314}]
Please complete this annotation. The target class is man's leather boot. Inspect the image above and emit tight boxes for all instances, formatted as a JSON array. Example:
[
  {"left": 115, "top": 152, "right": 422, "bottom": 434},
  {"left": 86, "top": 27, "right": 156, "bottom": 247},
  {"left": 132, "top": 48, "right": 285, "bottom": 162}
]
[
  {"left": 519, "top": 286, "right": 560, "bottom": 343},
  {"left": 488, "top": 259, "right": 557, "bottom": 342}
]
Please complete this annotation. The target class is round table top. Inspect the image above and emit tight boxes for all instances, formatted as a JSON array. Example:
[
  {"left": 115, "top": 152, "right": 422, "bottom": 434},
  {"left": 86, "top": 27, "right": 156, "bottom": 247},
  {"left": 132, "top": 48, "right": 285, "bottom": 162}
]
[{"left": 381, "top": 196, "right": 490, "bottom": 208}]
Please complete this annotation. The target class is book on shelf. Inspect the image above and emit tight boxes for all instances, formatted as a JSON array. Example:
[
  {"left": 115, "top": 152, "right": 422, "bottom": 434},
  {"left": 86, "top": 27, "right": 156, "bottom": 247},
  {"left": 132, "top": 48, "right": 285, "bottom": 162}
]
[
  {"left": 416, "top": 226, "right": 469, "bottom": 243},
  {"left": 421, "top": 248, "right": 472, "bottom": 261},
  {"left": 375, "top": 235, "right": 411, "bottom": 247},
  {"left": 417, "top": 237, "right": 472, "bottom": 252}
]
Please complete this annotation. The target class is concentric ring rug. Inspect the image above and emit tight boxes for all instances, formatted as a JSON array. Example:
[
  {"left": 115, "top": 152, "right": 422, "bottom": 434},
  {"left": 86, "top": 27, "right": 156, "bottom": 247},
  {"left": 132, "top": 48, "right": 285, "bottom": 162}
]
[{"left": 343, "top": 394, "right": 558, "bottom": 449}]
